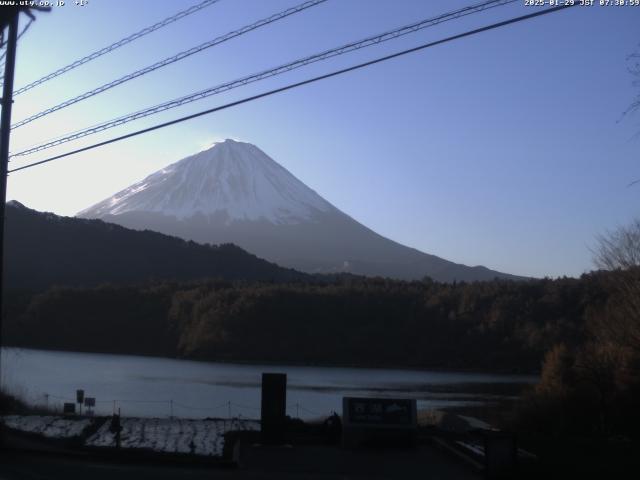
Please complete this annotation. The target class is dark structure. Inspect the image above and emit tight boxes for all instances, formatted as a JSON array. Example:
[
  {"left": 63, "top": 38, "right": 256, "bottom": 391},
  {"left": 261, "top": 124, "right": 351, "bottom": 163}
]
[
  {"left": 260, "top": 373, "right": 287, "bottom": 445},
  {"left": 481, "top": 430, "right": 517, "bottom": 479}
]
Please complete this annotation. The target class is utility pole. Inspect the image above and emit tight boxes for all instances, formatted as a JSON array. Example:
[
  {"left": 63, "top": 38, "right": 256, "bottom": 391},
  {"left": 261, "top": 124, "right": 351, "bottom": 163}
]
[{"left": 0, "top": 11, "right": 20, "bottom": 385}]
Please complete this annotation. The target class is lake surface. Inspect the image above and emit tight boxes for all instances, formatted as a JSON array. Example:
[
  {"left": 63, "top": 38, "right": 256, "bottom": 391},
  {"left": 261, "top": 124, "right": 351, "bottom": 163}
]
[{"left": 1, "top": 348, "right": 537, "bottom": 420}]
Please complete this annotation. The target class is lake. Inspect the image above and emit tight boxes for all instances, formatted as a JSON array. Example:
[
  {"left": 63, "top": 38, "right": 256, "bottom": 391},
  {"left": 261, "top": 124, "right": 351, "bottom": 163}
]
[{"left": 0, "top": 348, "right": 536, "bottom": 420}]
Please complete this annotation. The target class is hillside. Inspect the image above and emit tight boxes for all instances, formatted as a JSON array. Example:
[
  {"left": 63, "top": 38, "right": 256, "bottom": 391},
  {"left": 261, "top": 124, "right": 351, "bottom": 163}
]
[{"left": 4, "top": 201, "right": 309, "bottom": 291}]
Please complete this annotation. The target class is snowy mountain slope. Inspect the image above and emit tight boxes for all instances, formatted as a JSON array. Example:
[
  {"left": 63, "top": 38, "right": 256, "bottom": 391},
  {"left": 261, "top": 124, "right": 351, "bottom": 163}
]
[
  {"left": 78, "top": 139, "right": 525, "bottom": 282},
  {"left": 78, "top": 140, "right": 334, "bottom": 224}
]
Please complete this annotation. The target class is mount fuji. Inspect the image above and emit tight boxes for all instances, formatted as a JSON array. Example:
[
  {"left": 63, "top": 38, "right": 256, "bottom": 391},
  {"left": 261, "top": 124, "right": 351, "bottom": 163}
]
[{"left": 78, "top": 139, "right": 523, "bottom": 282}]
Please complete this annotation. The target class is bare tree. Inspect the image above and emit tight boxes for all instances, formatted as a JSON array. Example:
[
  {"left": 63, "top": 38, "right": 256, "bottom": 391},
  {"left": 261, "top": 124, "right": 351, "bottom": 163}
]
[
  {"left": 594, "top": 219, "right": 640, "bottom": 270},
  {"left": 624, "top": 45, "right": 640, "bottom": 186},
  {"left": 592, "top": 220, "right": 640, "bottom": 356},
  {"left": 625, "top": 46, "right": 640, "bottom": 120}
]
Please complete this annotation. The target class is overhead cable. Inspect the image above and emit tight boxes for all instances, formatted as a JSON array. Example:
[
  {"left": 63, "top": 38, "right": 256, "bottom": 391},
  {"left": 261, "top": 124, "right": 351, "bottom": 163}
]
[
  {"left": 8, "top": 4, "right": 577, "bottom": 174},
  {"left": 11, "top": 0, "right": 516, "bottom": 155},
  {"left": 11, "top": 0, "right": 328, "bottom": 129},
  {"left": 13, "top": 0, "right": 223, "bottom": 96}
]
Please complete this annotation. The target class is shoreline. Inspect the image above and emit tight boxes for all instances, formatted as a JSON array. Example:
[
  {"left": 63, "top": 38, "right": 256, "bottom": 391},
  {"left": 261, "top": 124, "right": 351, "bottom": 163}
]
[{"left": 0, "top": 344, "right": 541, "bottom": 378}]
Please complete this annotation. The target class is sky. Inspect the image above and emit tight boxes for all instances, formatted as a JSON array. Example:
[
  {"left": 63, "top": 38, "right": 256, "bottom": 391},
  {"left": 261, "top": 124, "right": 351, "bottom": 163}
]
[{"left": 4, "top": 0, "right": 640, "bottom": 279}]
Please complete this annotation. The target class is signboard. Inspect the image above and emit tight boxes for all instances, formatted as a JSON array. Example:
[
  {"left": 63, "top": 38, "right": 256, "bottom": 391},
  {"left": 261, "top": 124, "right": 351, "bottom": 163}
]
[
  {"left": 84, "top": 397, "right": 95, "bottom": 407},
  {"left": 76, "top": 389, "right": 85, "bottom": 404},
  {"left": 342, "top": 397, "right": 417, "bottom": 448},
  {"left": 63, "top": 403, "right": 76, "bottom": 415},
  {"left": 345, "top": 398, "right": 415, "bottom": 426}
]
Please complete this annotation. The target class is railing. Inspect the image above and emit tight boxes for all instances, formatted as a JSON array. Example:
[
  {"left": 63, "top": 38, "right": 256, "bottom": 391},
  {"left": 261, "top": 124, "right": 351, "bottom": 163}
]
[{"left": 38, "top": 393, "right": 328, "bottom": 420}]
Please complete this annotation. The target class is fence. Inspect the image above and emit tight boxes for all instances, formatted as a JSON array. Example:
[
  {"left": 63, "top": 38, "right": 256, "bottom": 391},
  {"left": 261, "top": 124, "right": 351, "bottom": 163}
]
[{"left": 41, "top": 393, "right": 326, "bottom": 419}]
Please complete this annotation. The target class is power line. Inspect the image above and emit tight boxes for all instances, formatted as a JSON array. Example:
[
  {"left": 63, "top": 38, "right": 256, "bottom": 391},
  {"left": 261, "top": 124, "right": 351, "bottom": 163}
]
[
  {"left": 8, "top": 4, "right": 576, "bottom": 175},
  {"left": 10, "top": 0, "right": 516, "bottom": 157},
  {"left": 11, "top": 0, "right": 328, "bottom": 130},
  {"left": 13, "top": 0, "right": 223, "bottom": 96},
  {"left": 11, "top": 0, "right": 513, "bottom": 142}
]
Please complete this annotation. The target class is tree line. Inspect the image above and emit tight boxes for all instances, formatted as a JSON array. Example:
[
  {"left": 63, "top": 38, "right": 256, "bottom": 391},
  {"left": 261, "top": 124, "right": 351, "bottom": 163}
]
[{"left": 1, "top": 272, "right": 617, "bottom": 373}]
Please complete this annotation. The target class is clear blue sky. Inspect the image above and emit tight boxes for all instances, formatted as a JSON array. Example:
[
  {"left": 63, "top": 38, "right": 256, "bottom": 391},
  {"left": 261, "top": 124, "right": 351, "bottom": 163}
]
[{"left": 5, "top": 0, "right": 640, "bottom": 278}]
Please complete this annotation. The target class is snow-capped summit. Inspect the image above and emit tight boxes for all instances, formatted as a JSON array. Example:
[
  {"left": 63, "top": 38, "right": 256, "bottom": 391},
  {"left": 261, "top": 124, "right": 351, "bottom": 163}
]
[
  {"left": 79, "top": 139, "right": 524, "bottom": 282},
  {"left": 78, "top": 139, "right": 334, "bottom": 224}
]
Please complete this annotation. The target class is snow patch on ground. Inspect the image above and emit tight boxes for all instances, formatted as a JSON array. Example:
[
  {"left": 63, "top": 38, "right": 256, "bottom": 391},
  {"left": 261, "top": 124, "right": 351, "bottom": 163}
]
[
  {"left": 3, "top": 415, "right": 259, "bottom": 458},
  {"left": 457, "top": 415, "right": 493, "bottom": 430},
  {"left": 86, "top": 417, "right": 259, "bottom": 457}
]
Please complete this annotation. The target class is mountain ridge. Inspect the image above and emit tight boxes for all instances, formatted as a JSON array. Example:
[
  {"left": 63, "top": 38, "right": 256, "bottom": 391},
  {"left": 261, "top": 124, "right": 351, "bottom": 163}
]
[{"left": 4, "top": 201, "right": 310, "bottom": 291}]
